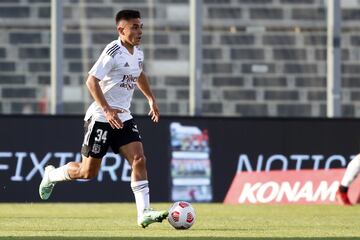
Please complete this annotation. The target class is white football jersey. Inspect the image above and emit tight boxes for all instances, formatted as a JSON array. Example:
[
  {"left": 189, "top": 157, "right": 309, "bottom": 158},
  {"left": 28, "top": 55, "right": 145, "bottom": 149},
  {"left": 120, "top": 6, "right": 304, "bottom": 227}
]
[{"left": 84, "top": 38, "right": 144, "bottom": 123}]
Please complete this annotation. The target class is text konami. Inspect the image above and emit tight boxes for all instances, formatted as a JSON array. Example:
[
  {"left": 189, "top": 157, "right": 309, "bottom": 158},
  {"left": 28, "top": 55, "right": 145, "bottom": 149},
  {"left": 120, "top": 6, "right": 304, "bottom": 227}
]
[{"left": 238, "top": 180, "right": 339, "bottom": 203}]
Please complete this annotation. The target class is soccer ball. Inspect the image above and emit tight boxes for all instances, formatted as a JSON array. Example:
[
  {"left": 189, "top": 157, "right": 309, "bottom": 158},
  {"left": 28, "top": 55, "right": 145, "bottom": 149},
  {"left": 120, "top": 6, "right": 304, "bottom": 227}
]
[{"left": 167, "top": 201, "right": 196, "bottom": 230}]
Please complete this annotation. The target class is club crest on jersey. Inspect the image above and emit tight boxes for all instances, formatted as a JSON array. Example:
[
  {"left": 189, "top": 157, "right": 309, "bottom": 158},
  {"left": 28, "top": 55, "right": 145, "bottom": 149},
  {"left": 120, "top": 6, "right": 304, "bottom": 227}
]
[
  {"left": 92, "top": 144, "right": 101, "bottom": 154},
  {"left": 138, "top": 61, "right": 143, "bottom": 70}
]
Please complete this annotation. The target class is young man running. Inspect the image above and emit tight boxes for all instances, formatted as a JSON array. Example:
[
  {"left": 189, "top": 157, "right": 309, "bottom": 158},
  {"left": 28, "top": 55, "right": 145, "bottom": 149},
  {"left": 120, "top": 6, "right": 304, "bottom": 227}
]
[{"left": 39, "top": 9, "right": 168, "bottom": 228}]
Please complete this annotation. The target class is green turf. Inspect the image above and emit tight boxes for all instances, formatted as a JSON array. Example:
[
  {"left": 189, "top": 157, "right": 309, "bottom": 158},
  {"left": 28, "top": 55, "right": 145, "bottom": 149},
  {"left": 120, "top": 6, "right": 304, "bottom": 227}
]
[{"left": 0, "top": 203, "right": 359, "bottom": 239}]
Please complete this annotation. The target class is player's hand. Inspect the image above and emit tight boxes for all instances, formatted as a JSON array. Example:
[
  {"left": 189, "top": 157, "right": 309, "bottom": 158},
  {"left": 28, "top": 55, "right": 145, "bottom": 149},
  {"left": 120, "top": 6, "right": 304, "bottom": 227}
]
[
  {"left": 104, "top": 107, "right": 124, "bottom": 129},
  {"left": 148, "top": 100, "right": 160, "bottom": 123}
]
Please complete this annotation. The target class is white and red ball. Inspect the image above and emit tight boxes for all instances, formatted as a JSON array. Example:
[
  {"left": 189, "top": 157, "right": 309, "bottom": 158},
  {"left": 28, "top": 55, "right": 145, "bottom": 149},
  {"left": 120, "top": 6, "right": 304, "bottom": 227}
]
[{"left": 167, "top": 201, "right": 196, "bottom": 229}]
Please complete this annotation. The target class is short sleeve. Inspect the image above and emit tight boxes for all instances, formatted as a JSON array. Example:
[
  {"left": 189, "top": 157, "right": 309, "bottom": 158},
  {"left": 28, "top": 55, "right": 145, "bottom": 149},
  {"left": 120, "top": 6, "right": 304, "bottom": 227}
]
[{"left": 88, "top": 54, "right": 114, "bottom": 81}]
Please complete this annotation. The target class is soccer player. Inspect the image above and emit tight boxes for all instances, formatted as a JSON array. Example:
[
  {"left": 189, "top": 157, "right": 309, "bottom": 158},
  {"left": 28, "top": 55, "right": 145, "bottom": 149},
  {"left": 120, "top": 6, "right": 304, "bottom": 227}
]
[
  {"left": 336, "top": 155, "right": 360, "bottom": 205},
  {"left": 39, "top": 9, "right": 169, "bottom": 227}
]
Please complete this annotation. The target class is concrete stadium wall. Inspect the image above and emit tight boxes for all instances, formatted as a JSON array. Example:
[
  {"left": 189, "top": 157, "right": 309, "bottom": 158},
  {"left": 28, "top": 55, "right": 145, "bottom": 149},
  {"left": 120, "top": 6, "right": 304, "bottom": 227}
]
[{"left": 1, "top": 0, "right": 360, "bottom": 116}]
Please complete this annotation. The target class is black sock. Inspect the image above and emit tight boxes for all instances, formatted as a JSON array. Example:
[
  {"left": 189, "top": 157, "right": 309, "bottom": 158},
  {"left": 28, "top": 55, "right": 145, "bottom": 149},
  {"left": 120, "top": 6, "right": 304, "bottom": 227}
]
[{"left": 339, "top": 185, "right": 349, "bottom": 193}]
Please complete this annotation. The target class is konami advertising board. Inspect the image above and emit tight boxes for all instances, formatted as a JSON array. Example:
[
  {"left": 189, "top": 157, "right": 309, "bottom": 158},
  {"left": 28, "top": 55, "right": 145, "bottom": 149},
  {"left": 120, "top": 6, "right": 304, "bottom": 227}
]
[{"left": 224, "top": 169, "right": 360, "bottom": 204}]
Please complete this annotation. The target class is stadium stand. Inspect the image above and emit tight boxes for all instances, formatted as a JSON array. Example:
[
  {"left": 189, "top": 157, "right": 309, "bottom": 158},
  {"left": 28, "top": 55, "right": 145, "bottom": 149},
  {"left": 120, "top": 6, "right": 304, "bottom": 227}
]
[{"left": 0, "top": 0, "right": 360, "bottom": 116}]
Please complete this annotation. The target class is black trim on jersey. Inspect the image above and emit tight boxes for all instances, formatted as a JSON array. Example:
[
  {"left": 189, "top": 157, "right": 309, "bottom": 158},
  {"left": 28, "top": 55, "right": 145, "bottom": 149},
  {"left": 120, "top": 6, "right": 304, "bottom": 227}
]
[
  {"left": 106, "top": 44, "right": 118, "bottom": 54},
  {"left": 106, "top": 44, "right": 121, "bottom": 57}
]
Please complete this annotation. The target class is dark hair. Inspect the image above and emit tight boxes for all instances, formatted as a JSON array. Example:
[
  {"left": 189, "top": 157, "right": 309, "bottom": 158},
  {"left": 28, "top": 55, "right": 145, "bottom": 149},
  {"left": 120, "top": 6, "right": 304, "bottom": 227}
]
[{"left": 115, "top": 10, "right": 141, "bottom": 24}]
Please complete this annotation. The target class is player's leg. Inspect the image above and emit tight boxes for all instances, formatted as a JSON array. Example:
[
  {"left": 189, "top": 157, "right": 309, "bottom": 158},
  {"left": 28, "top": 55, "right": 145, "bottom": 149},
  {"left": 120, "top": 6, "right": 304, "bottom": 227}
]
[
  {"left": 120, "top": 141, "right": 149, "bottom": 214},
  {"left": 66, "top": 156, "right": 102, "bottom": 179},
  {"left": 113, "top": 119, "right": 167, "bottom": 227},
  {"left": 39, "top": 156, "right": 102, "bottom": 200},
  {"left": 43, "top": 157, "right": 101, "bottom": 184},
  {"left": 120, "top": 141, "right": 168, "bottom": 228},
  {"left": 115, "top": 119, "right": 149, "bottom": 220},
  {"left": 39, "top": 120, "right": 110, "bottom": 200},
  {"left": 122, "top": 143, "right": 149, "bottom": 213},
  {"left": 336, "top": 154, "right": 360, "bottom": 205}
]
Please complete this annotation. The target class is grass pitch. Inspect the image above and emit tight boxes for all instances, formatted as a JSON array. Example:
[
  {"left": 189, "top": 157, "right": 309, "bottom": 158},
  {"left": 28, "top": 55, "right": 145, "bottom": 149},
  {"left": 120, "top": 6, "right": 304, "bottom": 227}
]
[{"left": 0, "top": 203, "right": 359, "bottom": 239}]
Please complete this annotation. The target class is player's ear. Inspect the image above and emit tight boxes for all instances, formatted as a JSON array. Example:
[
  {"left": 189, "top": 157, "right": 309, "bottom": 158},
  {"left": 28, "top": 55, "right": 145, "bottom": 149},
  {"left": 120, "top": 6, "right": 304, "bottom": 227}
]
[
  {"left": 117, "top": 20, "right": 127, "bottom": 36},
  {"left": 117, "top": 25, "right": 125, "bottom": 35}
]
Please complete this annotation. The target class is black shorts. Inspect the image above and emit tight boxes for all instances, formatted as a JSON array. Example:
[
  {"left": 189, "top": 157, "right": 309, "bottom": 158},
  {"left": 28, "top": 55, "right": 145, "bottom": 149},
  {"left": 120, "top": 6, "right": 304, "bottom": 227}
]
[{"left": 81, "top": 118, "right": 142, "bottom": 158}]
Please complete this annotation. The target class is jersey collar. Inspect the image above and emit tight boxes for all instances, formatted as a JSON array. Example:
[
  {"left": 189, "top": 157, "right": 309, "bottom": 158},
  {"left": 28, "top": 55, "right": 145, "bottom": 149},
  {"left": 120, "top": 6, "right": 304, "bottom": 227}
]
[{"left": 117, "top": 37, "right": 137, "bottom": 56}]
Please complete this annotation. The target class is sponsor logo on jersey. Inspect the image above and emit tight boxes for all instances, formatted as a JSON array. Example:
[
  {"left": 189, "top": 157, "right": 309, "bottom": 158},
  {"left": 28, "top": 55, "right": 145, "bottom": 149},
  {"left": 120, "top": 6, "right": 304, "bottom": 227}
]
[{"left": 120, "top": 74, "right": 138, "bottom": 90}]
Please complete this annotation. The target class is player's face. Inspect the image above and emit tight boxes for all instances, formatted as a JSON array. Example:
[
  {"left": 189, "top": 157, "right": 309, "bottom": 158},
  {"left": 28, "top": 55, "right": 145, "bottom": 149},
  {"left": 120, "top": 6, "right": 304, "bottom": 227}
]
[{"left": 120, "top": 18, "right": 143, "bottom": 46}]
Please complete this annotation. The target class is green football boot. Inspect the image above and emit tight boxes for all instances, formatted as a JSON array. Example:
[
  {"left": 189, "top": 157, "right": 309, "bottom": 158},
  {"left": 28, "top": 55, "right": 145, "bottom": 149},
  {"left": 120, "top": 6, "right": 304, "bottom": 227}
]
[
  {"left": 39, "top": 165, "right": 56, "bottom": 200},
  {"left": 138, "top": 208, "right": 169, "bottom": 228}
]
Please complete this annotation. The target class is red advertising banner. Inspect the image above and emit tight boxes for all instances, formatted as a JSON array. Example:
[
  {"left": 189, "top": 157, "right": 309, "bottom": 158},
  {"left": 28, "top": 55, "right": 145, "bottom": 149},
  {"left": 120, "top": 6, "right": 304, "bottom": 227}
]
[{"left": 224, "top": 169, "right": 360, "bottom": 204}]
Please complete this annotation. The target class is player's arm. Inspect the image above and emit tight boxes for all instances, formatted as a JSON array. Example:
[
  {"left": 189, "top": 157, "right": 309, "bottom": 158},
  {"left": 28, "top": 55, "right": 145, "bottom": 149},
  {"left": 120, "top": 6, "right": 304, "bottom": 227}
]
[
  {"left": 86, "top": 75, "right": 123, "bottom": 129},
  {"left": 137, "top": 71, "right": 160, "bottom": 123}
]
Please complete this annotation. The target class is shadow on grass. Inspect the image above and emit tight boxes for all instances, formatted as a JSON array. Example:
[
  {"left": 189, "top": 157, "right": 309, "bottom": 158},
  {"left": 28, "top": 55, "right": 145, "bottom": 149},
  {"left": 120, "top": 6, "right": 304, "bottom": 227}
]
[{"left": 0, "top": 238, "right": 359, "bottom": 240}]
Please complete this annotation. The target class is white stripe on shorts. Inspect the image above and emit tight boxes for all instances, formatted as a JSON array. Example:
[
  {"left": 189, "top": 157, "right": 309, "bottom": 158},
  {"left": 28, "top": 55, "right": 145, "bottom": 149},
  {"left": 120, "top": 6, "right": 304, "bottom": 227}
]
[{"left": 83, "top": 118, "right": 96, "bottom": 146}]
